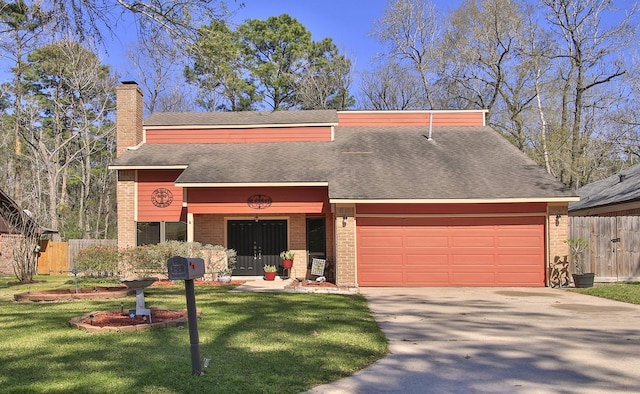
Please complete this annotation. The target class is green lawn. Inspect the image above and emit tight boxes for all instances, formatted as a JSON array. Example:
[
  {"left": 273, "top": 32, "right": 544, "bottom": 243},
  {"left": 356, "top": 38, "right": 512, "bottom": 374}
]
[
  {"left": 0, "top": 276, "right": 387, "bottom": 394},
  {"left": 569, "top": 282, "right": 640, "bottom": 304}
]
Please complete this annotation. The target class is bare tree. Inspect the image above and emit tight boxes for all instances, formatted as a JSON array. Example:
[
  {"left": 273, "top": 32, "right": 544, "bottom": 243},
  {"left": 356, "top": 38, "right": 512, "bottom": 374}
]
[
  {"left": 296, "top": 43, "right": 354, "bottom": 110},
  {"left": 541, "top": 0, "right": 637, "bottom": 187},
  {"left": 371, "top": 0, "right": 441, "bottom": 109},
  {"left": 126, "top": 23, "right": 193, "bottom": 114},
  {"left": 359, "top": 61, "right": 425, "bottom": 110},
  {"left": 44, "top": 0, "right": 231, "bottom": 49}
]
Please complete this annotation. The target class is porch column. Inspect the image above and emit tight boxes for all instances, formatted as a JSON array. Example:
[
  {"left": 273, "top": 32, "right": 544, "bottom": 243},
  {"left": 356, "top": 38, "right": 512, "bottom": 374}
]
[
  {"left": 335, "top": 204, "right": 357, "bottom": 287},
  {"left": 187, "top": 212, "right": 194, "bottom": 243}
]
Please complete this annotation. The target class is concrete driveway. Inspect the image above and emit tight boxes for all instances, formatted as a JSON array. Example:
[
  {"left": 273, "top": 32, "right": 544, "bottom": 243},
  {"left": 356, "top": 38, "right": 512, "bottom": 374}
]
[{"left": 305, "top": 287, "right": 640, "bottom": 394}]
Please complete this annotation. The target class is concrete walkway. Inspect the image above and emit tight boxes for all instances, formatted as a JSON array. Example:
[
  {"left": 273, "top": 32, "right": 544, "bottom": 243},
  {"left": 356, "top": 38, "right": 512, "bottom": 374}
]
[
  {"left": 304, "top": 287, "right": 640, "bottom": 394},
  {"left": 229, "top": 276, "right": 293, "bottom": 293}
]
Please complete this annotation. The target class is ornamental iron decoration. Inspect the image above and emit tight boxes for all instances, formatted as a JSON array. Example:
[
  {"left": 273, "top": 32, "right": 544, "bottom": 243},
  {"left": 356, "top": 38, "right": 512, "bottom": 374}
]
[
  {"left": 151, "top": 188, "right": 173, "bottom": 208},
  {"left": 247, "top": 194, "right": 272, "bottom": 209}
]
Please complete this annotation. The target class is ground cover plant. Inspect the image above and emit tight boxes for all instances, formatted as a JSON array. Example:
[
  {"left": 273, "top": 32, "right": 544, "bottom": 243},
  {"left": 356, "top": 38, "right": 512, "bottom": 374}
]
[
  {"left": 570, "top": 282, "right": 640, "bottom": 305},
  {"left": 0, "top": 276, "right": 387, "bottom": 393}
]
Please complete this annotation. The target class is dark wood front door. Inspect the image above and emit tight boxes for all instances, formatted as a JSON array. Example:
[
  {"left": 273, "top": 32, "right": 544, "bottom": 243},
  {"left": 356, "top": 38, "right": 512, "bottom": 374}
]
[{"left": 227, "top": 220, "right": 287, "bottom": 276}]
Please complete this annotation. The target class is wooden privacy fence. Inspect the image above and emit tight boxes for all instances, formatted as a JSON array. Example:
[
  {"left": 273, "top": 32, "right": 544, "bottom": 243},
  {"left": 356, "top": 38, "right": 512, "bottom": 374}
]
[
  {"left": 37, "top": 239, "right": 117, "bottom": 275},
  {"left": 569, "top": 216, "right": 640, "bottom": 282}
]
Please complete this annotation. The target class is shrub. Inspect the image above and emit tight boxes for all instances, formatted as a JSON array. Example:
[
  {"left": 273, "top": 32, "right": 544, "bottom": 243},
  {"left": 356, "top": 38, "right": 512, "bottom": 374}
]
[
  {"left": 75, "top": 244, "right": 119, "bottom": 277},
  {"left": 119, "top": 242, "right": 236, "bottom": 279},
  {"left": 202, "top": 244, "right": 237, "bottom": 279}
]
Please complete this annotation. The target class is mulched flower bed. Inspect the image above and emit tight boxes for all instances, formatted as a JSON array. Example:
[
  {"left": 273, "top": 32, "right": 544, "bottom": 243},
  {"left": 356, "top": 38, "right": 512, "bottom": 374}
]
[{"left": 69, "top": 308, "right": 195, "bottom": 333}]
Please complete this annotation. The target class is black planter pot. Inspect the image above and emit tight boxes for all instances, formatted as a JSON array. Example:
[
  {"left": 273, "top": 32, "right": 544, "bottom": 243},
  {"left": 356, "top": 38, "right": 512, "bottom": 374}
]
[{"left": 572, "top": 273, "right": 595, "bottom": 288}]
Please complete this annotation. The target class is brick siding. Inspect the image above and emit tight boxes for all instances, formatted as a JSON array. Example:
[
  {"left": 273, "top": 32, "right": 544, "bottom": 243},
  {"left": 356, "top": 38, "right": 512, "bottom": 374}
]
[{"left": 334, "top": 205, "right": 357, "bottom": 287}]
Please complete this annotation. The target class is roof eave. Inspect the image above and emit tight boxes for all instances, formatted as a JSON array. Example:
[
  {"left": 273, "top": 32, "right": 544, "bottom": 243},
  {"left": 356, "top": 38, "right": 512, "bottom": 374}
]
[
  {"left": 108, "top": 165, "right": 189, "bottom": 170},
  {"left": 175, "top": 182, "right": 329, "bottom": 187},
  {"left": 330, "top": 197, "right": 580, "bottom": 204}
]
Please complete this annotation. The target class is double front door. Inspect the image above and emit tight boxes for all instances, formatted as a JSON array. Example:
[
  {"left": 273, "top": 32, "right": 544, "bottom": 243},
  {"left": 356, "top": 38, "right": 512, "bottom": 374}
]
[{"left": 227, "top": 220, "right": 287, "bottom": 276}]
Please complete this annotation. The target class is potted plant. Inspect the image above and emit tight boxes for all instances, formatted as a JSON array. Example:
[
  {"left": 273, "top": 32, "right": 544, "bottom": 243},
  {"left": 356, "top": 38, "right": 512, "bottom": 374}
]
[
  {"left": 279, "top": 250, "right": 295, "bottom": 269},
  {"left": 566, "top": 238, "right": 594, "bottom": 288},
  {"left": 263, "top": 264, "right": 277, "bottom": 281}
]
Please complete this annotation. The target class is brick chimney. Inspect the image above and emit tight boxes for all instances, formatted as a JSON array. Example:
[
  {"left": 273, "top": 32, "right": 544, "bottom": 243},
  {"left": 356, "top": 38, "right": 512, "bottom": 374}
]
[{"left": 116, "top": 81, "right": 144, "bottom": 157}]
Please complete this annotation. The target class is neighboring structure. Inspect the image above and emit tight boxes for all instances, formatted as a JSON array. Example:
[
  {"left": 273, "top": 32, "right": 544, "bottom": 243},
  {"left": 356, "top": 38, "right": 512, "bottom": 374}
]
[
  {"left": 0, "top": 189, "right": 54, "bottom": 275},
  {"left": 569, "top": 164, "right": 640, "bottom": 281},
  {"left": 569, "top": 163, "right": 640, "bottom": 216},
  {"left": 111, "top": 82, "right": 578, "bottom": 287}
]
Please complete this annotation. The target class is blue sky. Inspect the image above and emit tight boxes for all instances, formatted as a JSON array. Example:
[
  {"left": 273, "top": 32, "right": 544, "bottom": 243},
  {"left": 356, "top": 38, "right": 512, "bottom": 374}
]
[{"left": 114, "top": 0, "right": 463, "bottom": 82}]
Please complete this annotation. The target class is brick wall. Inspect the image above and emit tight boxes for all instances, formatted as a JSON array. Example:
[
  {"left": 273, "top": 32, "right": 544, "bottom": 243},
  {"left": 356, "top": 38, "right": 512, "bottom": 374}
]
[
  {"left": 194, "top": 214, "right": 225, "bottom": 246},
  {"left": 116, "top": 83, "right": 144, "bottom": 157},
  {"left": 548, "top": 203, "right": 570, "bottom": 282},
  {"left": 117, "top": 170, "right": 136, "bottom": 249},
  {"left": 335, "top": 205, "right": 357, "bottom": 287},
  {"left": 0, "top": 234, "right": 18, "bottom": 275},
  {"left": 288, "top": 214, "right": 307, "bottom": 279},
  {"left": 116, "top": 83, "right": 144, "bottom": 250}
]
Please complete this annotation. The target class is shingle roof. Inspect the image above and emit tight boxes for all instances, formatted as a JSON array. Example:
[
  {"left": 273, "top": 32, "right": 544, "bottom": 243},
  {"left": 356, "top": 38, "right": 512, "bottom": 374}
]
[
  {"left": 144, "top": 110, "right": 338, "bottom": 127},
  {"left": 112, "top": 126, "right": 575, "bottom": 201},
  {"left": 569, "top": 163, "right": 640, "bottom": 211}
]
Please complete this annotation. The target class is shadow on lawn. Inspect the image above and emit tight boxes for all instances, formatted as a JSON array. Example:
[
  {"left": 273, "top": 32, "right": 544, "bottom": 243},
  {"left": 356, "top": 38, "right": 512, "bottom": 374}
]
[{"left": 0, "top": 286, "right": 385, "bottom": 394}]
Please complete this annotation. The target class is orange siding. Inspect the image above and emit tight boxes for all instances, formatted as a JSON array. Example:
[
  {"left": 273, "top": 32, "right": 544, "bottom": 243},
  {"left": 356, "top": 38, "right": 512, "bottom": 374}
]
[
  {"left": 188, "top": 187, "right": 329, "bottom": 214},
  {"left": 356, "top": 203, "right": 547, "bottom": 215},
  {"left": 337, "top": 111, "right": 485, "bottom": 127},
  {"left": 145, "top": 126, "right": 332, "bottom": 144},
  {"left": 357, "top": 216, "right": 545, "bottom": 287},
  {"left": 137, "top": 170, "right": 185, "bottom": 221}
]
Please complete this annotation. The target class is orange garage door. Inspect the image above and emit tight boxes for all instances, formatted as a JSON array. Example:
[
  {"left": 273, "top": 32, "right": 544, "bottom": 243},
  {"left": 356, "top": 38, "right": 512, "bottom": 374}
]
[{"left": 357, "top": 216, "right": 545, "bottom": 287}]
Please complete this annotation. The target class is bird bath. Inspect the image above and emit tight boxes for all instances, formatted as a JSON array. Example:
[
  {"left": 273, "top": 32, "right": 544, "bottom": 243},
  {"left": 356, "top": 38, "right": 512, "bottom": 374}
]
[{"left": 121, "top": 277, "right": 158, "bottom": 321}]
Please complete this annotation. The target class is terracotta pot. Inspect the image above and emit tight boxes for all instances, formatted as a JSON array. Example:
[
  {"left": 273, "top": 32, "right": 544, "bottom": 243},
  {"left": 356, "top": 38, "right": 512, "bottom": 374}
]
[
  {"left": 264, "top": 271, "right": 277, "bottom": 281},
  {"left": 282, "top": 259, "right": 293, "bottom": 269}
]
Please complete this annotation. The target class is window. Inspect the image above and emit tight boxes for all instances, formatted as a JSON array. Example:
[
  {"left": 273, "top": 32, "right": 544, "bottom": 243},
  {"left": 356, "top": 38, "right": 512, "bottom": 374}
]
[
  {"left": 137, "top": 221, "right": 186, "bottom": 246},
  {"left": 306, "top": 217, "right": 326, "bottom": 267}
]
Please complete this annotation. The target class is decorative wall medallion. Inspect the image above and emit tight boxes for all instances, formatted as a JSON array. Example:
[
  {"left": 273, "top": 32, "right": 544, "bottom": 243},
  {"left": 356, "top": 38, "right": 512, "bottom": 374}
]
[
  {"left": 151, "top": 188, "right": 173, "bottom": 208},
  {"left": 247, "top": 194, "right": 272, "bottom": 209}
]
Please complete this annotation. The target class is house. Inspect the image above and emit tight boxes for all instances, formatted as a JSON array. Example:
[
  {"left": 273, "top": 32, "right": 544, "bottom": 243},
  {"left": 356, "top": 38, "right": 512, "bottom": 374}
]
[{"left": 110, "top": 82, "right": 578, "bottom": 287}]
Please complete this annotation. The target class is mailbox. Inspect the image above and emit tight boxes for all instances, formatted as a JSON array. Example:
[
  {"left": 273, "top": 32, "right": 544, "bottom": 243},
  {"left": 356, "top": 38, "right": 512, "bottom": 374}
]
[{"left": 167, "top": 256, "right": 205, "bottom": 280}]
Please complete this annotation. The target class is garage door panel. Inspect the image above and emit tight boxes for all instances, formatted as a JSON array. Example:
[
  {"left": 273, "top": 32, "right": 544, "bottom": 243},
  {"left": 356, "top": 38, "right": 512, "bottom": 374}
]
[
  {"left": 359, "top": 236, "right": 404, "bottom": 248},
  {"left": 452, "top": 236, "right": 496, "bottom": 247},
  {"left": 406, "top": 254, "right": 449, "bottom": 266},
  {"left": 451, "top": 255, "right": 497, "bottom": 266},
  {"left": 357, "top": 216, "right": 544, "bottom": 287},
  {"left": 452, "top": 272, "right": 496, "bottom": 285},
  {"left": 407, "top": 236, "right": 448, "bottom": 247},
  {"left": 498, "top": 272, "right": 542, "bottom": 285},
  {"left": 359, "top": 254, "right": 402, "bottom": 265},
  {"left": 498, "top": 236, "right": 542, "bottom": 247},
  {"left": 359, "top": 271, "right": 404, "bottom": 285},
  {"left": 406, "top": 272, "right": 450, "bottom": 285},
  {"left": 497, "top": 255, "right": 541, "bottom": 265}
]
